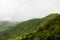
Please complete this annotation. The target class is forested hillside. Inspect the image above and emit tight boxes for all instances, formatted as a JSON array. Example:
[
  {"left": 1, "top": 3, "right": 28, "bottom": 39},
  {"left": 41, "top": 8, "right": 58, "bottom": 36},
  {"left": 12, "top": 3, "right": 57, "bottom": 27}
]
[
  {"left": 0, "top": 18, "right": 42, "bottom": 40},
  {"left": 0, "top": 13, "right": 60, "bottom": 40},
  {"left": 0, "top": 21, "right": 18, "bottom": 31}
]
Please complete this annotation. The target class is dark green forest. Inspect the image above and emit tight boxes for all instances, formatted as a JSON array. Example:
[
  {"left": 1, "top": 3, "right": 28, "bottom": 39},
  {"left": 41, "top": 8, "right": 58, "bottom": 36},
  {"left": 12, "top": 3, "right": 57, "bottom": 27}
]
[{"left": 0, "top": 13, "right": 60, "bottom": 40}]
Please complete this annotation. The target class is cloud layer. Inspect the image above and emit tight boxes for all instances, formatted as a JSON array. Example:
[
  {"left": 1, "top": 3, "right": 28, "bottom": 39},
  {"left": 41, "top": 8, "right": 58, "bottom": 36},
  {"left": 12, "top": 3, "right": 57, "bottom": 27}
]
[{"left": 0, "top": 0, "right": 60, "bottom": 21}]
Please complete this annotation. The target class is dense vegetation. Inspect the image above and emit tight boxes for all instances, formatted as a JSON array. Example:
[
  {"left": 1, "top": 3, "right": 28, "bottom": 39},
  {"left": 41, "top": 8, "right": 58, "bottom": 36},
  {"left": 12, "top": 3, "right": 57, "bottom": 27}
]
[
  {"left": 0, "top": 21, "right": 17, "bottom": 31},
  {"left": 0, "top": 13, "right": 60, "bottom": 40}
]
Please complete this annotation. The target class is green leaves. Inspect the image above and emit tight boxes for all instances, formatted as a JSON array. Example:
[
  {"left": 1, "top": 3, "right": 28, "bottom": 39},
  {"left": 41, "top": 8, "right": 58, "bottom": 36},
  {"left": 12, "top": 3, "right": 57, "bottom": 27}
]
[{"left": 0, "top": 14, "right": 60, "bottom": 40}]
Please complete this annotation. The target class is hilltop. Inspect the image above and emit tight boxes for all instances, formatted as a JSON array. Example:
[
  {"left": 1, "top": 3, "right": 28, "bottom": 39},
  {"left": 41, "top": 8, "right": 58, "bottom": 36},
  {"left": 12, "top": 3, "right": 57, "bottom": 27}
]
[{"left": 0, "top": 13, "right": 60, "bottom": 40}]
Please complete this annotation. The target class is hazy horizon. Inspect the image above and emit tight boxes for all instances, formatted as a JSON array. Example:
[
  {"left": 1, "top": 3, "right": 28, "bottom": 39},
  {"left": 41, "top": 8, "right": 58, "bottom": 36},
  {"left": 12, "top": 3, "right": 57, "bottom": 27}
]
[{"left": 0, "top": 0, "right": 60, "bottom": 21}]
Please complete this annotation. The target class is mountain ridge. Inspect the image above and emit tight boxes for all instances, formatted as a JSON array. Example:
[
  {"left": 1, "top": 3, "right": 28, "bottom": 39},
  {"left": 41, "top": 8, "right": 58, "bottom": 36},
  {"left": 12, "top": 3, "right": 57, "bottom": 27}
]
[{"left": 0, "top": 13, "right": 60, "bottom": 40}]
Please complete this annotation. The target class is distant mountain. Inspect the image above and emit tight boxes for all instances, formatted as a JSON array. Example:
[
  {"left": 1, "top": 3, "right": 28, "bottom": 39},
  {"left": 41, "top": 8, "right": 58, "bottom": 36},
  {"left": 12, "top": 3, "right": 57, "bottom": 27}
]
[
  {"left": 0, "top": 21, "right": 18, "bottom": 31},
  {"left": 0, "top": 13, "right": 60, "bottom": 40}
]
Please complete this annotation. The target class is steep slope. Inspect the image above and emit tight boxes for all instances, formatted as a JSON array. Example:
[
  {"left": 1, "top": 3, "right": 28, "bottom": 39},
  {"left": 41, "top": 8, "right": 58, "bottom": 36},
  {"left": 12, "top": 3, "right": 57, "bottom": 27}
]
[
  {"left": 0, "top": 13, "right": 60, "bottom": 40},
  {"left": 11, "top": 14, "right": 60, "bottom": 40},
  {"left": 18, "top": 14, "right": 60, "bottom": 40},
  {"left": 0, "top": 18, "right": 42, "bottom": 40}
]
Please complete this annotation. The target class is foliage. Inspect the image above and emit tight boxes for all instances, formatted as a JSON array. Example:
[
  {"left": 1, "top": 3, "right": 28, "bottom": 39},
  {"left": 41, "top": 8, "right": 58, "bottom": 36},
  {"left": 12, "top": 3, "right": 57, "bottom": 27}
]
[{"left": 0, "top": 14, "right": 60, "bottom": 40}]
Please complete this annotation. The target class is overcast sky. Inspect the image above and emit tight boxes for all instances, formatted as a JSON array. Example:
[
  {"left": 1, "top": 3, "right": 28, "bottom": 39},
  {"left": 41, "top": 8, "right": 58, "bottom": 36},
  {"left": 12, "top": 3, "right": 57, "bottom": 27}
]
[{"left": 0, "top": 0, "right": 60, "bottom": 21}]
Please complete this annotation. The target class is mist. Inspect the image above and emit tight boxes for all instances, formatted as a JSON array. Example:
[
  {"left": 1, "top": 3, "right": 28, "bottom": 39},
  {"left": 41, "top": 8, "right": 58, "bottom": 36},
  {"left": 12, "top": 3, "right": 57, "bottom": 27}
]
[{"left": 0, "top": 0, "right": 60, "bottom": 21}]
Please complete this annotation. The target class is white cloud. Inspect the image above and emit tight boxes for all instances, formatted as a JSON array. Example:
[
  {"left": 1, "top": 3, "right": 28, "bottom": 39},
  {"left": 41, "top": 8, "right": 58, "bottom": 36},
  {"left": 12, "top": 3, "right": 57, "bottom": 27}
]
[
  {"left": 0, "top": 0, "right": 60, "bottom": 21},
  {"left": 0, "top": 17, "right": 12, "bottom": 21}
]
